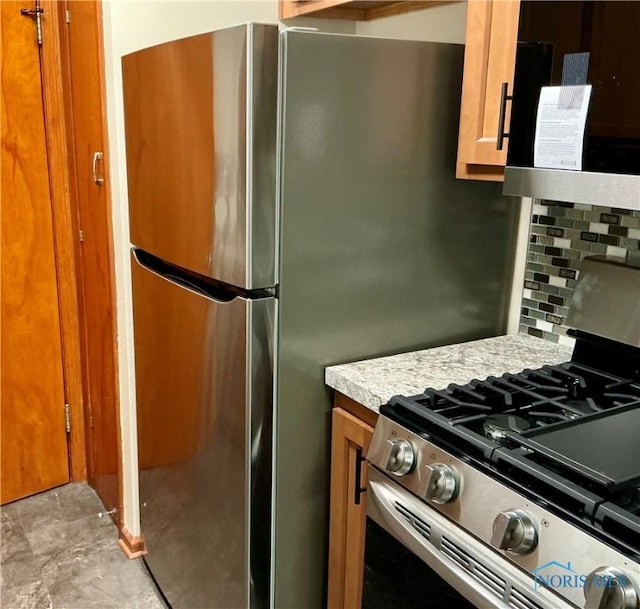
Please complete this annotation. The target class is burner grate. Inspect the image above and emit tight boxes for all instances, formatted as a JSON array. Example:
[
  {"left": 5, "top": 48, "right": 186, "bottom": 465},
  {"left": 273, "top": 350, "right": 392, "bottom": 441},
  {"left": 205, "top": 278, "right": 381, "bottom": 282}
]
[{"left": 382, "top": 359, "right": 640, "bottom": 551}]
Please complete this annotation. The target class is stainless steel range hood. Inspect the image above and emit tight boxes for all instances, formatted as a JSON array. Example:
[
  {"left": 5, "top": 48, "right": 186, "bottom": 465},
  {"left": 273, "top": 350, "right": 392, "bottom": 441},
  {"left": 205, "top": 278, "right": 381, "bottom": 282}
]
[{"left": 503, "top": 167, "right": 640, "bottom": 211}]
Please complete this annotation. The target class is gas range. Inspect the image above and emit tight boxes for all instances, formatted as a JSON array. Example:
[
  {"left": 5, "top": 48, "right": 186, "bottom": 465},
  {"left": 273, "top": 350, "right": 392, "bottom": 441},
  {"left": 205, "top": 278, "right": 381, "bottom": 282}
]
[{"left": 366, "top": 257, "right": 640, "bottom": 609}]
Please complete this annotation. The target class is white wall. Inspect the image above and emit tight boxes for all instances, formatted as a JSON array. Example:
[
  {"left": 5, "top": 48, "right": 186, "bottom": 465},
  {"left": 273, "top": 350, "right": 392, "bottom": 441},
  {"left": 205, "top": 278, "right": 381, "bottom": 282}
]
[
  {"left": 356, "top": 1, "right": 467, "bottom": 43},
  {"left": 102, "top": 0, "right": 356, "bottom": 536}
]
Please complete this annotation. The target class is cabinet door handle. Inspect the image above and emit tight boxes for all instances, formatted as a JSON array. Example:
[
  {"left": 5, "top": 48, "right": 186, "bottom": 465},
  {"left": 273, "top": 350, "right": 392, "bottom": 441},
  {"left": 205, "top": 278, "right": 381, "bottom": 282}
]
[
  {"left": 496, "top": 82, "right": 513, "bottom": 151},
  {"left": 92, "top": 151, "right": 105, "bottom": 185},
  {"left": 354, "top": 447, "right": 367, "bottom": 505}
]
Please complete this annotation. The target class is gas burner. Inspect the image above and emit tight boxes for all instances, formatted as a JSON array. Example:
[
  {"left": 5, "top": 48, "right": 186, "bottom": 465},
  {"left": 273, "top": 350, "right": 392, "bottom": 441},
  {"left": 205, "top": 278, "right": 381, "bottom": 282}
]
[{"left": 483, "top": 414, "right": 531, "bottom": 442}]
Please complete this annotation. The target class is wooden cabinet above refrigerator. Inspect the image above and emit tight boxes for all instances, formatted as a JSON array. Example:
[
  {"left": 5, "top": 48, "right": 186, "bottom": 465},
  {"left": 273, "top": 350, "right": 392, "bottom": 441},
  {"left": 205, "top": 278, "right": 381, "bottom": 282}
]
[{"left": 280, "top": 1, "right": 456, "bottom": 21}]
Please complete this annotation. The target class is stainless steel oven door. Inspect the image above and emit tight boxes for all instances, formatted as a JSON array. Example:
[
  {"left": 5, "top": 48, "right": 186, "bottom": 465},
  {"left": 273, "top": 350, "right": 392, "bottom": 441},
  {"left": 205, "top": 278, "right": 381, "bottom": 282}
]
[{"left": 366, "top": 467, "right": 574, "bottom": 609}]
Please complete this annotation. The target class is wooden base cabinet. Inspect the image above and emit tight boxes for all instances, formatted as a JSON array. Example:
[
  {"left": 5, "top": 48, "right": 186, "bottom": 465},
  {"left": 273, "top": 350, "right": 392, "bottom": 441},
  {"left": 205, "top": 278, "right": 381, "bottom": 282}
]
[
  {"left": 327, "top": 406, "right": 374, "bottom": 609},
  {"left": 456, "top": 0, "right": 520, "bottom": 181}
]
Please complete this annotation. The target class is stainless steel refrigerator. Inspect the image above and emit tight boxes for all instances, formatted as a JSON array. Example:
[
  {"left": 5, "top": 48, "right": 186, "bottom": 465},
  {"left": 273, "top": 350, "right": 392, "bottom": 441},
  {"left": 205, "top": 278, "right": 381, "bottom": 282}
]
[{"left": 122, "top": 24, "right": 518, "bottom": 609}]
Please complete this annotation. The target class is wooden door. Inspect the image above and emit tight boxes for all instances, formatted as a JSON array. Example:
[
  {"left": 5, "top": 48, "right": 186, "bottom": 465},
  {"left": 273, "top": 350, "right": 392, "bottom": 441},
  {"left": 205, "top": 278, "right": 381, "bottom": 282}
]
[
  {"left": 1, "top": 0, "right": 70, "bottom": 503},
  {"left": 327, "top": 406, "right": 374, "bottom": 609},
  {"left": 456, "top": 0, "right": 520, "bottom": 181},
  {"left": 60, "top": 0, "right": 120, "bottom": 517}
]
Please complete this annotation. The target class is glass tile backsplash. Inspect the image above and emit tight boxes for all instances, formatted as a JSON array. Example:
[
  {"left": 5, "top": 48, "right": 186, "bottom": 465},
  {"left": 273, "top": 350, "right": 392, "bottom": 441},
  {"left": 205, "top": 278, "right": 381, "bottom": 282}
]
[{"left": 520, "top": 202, "right": 640, "bottom": 346}]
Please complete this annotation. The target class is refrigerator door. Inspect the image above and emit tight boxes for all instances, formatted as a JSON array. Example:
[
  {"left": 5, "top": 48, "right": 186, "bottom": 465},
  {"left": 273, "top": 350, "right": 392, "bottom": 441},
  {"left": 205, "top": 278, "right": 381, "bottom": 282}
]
[
  {"left": 123, "top": 24, "right": 278, "bottom": 289},
  {"left": 274, "top": 32, "right": 519, "bottom": 608},
  {"left": 131, "top": 250, "right": 274, "bottom": 609}
]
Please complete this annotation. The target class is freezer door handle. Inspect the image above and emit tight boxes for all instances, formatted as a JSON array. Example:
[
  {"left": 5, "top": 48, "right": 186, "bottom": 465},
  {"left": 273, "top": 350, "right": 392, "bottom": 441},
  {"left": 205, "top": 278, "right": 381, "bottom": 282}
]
[
  {"left": 132, "top": 248, "right": 240, "bottom": 304},
  {"left": 163, "top": 273, "right": 219, "bottom": 301}
]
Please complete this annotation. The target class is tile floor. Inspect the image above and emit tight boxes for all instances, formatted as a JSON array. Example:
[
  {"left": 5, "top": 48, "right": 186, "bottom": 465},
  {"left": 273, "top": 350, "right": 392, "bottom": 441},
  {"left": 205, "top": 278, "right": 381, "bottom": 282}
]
[{"left": 1, "top": 483, "right": 166, "bottom": 609}]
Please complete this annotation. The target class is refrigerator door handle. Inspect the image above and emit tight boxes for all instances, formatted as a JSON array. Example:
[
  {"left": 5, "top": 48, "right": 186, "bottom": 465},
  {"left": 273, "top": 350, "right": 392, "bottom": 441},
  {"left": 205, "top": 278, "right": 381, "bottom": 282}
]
[
  {"left": 132, "top": 248, "right": 240, "bottom": 304},
  {"left": 163, "top": 273, "right": 223, "bottom": 301}
]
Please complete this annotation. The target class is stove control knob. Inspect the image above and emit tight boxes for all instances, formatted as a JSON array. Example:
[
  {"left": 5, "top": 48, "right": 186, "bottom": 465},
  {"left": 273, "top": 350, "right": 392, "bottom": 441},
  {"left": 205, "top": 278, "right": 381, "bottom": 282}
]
[
  {"left": 584, "top": 567, "right": 639, "bottom": 609},
  {"left": 491, "top": 510, "right": 538, "bottom": 555},
  {"left": 422, "top": 463, "right": 459, "bottom": 504},
  {"left": 383, "top": 439, "right": 415, "bottom": 476}
]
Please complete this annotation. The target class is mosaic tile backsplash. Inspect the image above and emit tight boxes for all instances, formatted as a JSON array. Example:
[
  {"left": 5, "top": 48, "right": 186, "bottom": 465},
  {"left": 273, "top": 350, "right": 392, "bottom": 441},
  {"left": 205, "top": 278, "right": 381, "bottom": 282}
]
[{"left": 519, "top": 202, "right": 640, "bottom": 346}]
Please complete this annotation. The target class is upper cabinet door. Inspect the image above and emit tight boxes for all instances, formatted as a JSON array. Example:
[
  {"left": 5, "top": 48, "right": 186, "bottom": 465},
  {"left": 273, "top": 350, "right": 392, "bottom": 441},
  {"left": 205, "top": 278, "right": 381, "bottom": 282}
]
[{"left": 456, "top": 0, "right": 520, "bottom": 181}]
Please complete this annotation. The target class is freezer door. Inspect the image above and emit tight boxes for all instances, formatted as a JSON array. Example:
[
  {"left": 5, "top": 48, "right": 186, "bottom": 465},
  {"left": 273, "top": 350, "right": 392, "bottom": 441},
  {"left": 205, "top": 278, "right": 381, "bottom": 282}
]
[
  {"left": 123, "top": 24, "right": 278, "bottom": 289},
  {"left": 131, "top": 252, "right": 274, "bottom": 609}
]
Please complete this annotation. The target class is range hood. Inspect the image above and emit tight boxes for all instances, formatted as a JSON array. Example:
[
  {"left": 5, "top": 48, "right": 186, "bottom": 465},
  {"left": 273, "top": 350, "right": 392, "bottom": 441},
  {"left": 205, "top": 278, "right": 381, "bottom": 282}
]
[{"left": 503, "top": 167, "right": 640, "bottom": 211}]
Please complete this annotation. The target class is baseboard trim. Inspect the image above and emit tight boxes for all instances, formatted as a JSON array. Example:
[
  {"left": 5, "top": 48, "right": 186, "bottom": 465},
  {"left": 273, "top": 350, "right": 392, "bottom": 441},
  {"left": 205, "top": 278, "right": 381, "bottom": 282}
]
[{"left": 119, "top": 525, "right": 147, "bottom": 559}]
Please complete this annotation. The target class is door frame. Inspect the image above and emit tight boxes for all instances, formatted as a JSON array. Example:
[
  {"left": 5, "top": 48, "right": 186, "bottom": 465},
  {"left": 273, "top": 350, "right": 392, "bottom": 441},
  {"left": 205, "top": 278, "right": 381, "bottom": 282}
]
[
  {"left": 39, "top": 0, "right": 86, "bottom": 482},
  {"left": 56, "top": 0, "right": 122, "bottom": 523},
  {"left": 37, "top": 0, "right": 121, "bottom": 520}
]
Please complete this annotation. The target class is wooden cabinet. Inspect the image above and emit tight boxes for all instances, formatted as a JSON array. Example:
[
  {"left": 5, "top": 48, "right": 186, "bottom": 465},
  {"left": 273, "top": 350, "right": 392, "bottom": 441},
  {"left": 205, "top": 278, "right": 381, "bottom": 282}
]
[
  {"left": 280, "top": 1, "right": 455, "bottom": 22},
  {"left": 327, "top": 398, "right": 376, "bottom": 609},
  {"left": 456, "top": 0, "right": 520, "bottom": 181}
]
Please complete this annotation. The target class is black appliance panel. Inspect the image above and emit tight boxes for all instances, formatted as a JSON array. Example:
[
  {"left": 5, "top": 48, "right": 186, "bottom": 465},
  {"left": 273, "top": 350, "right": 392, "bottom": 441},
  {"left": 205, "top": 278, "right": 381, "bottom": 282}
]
[{"left": 508, "top": 1, "right": 640, "bottom": 175}]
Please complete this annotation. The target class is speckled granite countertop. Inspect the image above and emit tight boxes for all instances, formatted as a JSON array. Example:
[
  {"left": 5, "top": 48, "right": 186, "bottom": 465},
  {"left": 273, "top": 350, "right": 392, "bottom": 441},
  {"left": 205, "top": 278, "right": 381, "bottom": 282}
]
[{"left": 325, "top": 334, "right": 574, "bottom": 413}]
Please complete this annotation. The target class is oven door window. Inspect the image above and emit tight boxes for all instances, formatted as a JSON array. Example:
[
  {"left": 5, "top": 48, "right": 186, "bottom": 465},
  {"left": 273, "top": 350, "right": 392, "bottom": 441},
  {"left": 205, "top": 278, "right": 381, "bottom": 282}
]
[{"left": 363, "top": 518, "right": 475, "bottom": 609}]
